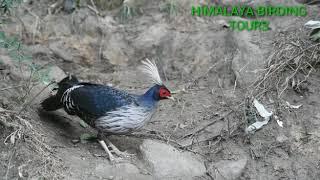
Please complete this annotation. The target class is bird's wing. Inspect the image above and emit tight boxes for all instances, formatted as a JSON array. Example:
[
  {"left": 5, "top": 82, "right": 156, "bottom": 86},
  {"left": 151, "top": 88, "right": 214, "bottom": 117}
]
[
  {"left": 95, "top": 104, "right": 154, "bottom": 134},
  {"left": 65, "top": 84, "right": 137, "bottom": 118}
]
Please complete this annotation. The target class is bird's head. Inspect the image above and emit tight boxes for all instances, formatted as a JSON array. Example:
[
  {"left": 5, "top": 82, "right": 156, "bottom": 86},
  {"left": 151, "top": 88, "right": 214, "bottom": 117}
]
[
  {"left": 145, "top": 84, "right": 174, "bottom": 101},
  {"left": 140, "top": 59, "right": 174, "bottom": 102},
  {"left": 158, "top": 85, "right": 174, "bottom": 101}
]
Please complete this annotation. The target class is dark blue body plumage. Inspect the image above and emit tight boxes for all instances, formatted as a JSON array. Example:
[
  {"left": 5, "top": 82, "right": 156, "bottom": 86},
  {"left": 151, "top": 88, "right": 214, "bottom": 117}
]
[
  {"left": 41, "top": 76, "right": 167, "bottom": 135},
  {"left": 69, "top": 83, "right": 137, "bottom": 117}
]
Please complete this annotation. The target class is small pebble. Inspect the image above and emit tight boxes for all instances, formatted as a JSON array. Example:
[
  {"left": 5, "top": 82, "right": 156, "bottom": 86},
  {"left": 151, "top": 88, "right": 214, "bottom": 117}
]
[
  {"left": 276, "top": 135, "right": 289, "bottom": 143},
  {"left": 71, "top": 139, "right": 80, "bottom": 144}
]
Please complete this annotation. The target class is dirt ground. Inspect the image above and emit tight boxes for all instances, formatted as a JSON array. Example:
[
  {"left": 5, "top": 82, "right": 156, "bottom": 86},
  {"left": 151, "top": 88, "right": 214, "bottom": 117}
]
[{"left": 0, "top": 0, "right": 320, "bottom": 179}]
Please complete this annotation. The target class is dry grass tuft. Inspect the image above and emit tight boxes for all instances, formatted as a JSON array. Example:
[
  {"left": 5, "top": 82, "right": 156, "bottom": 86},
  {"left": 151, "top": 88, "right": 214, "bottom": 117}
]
[
  {"left": 1, "top": 108, "right": 64, "bottom": 179},
  {"left": 251, "top": 29, "right": 320, "bottom": 98}
]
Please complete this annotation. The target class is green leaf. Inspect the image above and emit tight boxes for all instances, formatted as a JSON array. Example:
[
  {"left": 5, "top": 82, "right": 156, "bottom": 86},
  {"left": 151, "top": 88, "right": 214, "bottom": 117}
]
[
  {"left": 120, "top": 4, "right": 138, "bottom": 23},
  {"left": 79, "top": 120, "right": 89, "bottom": 128},
  {"left": 0, "top": 31, "right": 52, "bottom": 86},
  {"left": 0, "top": 31, "right": 5, "bottom": 39},
  {"left": 0, "top": 0, "right": 23, "bottom": 15},
  {"left": 310, "top": 28, "right": 320, "bottom": 41},
  {"left": 80, "top": 133, "right": 97, "bottom": 143},
  {"left": 160, "top": 1, "right": 177, "bottom": 17}
]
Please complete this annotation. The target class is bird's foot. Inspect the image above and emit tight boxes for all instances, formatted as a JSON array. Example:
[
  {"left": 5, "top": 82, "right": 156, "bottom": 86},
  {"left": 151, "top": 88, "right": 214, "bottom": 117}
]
[
  {"left": 98, "top": 138, "right": 135, "bottom": 162},
  {"left": 111, "top": 149, "right": 134, "bottom": 158},
  {"left": 105, "top": 139, "right": 134, "bottom": 158},
  {"left": 98, "top": 140, "right": 115, "bottom": 161}
]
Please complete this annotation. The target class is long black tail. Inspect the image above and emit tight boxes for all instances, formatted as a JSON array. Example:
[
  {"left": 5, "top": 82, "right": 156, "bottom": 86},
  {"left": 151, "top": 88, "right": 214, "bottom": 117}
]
[{"left": 41, "top": 75, "right": 79, "bottom": 111}]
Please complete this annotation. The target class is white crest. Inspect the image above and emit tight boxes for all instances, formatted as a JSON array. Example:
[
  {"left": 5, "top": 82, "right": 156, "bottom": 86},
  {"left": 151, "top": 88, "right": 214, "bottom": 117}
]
[{"left": 140, "top": 58, "right": 163, "bottom": 85}]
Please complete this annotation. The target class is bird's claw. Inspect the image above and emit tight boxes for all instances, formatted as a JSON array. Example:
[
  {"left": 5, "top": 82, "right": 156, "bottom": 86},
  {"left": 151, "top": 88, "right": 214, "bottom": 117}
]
[
  {"left": 111, "top": 150, "right": 134, "bottom": 158},
  {"left": 99, "top": 139, "right": 135, "bottom": 162},
  {"left": 105, "top": 139, "right": 135, "bottom": 158}
]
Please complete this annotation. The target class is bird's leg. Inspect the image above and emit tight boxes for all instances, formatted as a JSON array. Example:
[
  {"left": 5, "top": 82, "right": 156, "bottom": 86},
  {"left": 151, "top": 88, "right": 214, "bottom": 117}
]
[
  {"left": 104, "top": 138, "right": 129, "bottom": 157},
  {"left": 105, "top": 138, "right": 135, "bottom": 158},
  {"left": 98, "top": 140, "right": 115, "bottom": 161},
  {"left": 98, "top": 132, "right": 134, "bottom": 159},
  {"left": 97, "top": 133, "right": 114, "bottom": 161}
]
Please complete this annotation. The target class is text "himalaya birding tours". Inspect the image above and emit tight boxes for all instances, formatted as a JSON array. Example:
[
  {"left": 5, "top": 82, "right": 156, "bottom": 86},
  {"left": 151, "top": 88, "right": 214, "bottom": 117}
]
[{"left": 191, "top": 5, "right": 308, "bottom": 31}]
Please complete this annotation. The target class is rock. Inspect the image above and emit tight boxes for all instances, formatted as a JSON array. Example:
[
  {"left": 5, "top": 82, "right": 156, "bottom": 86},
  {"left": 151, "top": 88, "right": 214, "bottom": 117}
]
[
  {"left": 26, "top": 65, "right": 66, "bottom": 104},
  {"left": 217, "top": 19, "right": 230, "bottom": 28},
  {"left": 63, "top": 0, "right": 76, "bottom": 13},
  {"left": 29, "top": 44, "right": 52, "bottom": 56},
  {"left": 133, "top": 23, "right": 169, "bottom": 50},
  {"left": 49, "top": 41, "right": 73, "bottom": 62},
  {"left": 72, "top": 9, "right": 118, "bottom": 36},
  {"left": 43, "top": 16, "right": 72, "bottom": 37},
  {"left": 4, "top": 61, "right": 32, "bottom": 81},
  {"left": 47, "top": 65, "right": 67, "bottom": 83},
  {"left": 99, "top": 163, "right": 152, "bottom": 180},
  {"left": 71, "top": 139, "right": 80, "bottom": 144},
  {"left": 102, "top": 43, "right": 128, "bottom": 66},
  {"left": 102, "top": 34, "right": 131, "bottom": 66},
  {"left": 276, "top": 134, "right": 289, "bottom": 143},
  {"left": 295, "top": 0, "right": 320, "bottom": 5},
  {"left": 231, "top": 30, "right": 265, "bottom": 86},
  {"left": 0, "top": 55, "right": 14, "bottom": 69},
  {"left": 60, "top": 147, "right": 152, "bottom": 180},
  {"left": 208, "top": 158, "right": 248, "bottom": 180},
  {"left": 140, "top": 139, "right": 206, "bottom": 179}
]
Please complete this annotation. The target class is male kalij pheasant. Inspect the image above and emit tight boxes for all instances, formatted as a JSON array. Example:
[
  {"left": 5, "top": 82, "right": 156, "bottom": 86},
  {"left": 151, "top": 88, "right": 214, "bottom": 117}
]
[{"left": 40, "top": 59, "right": 174, "bottom": 161}]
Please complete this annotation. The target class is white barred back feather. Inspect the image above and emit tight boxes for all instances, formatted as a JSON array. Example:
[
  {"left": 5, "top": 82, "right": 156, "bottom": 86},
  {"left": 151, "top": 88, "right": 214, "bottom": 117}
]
[
  {"left": 61, "top": 85, "right": 83, "bottom": 113},
  {"left": 140, "top": 59, "right": 163, "bottom": 85}
]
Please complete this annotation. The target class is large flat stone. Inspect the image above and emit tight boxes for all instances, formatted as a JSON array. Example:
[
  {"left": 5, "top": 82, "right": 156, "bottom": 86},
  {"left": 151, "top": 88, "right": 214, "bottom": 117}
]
[
  {"left": 208, "top": 158, "right": 248, "bottom": 180},
  {"left": 140, "top": 140, "right": 206, "bottom": 179},
  {"left": 59, "top": 148, "right": 152, "bottom": 180}
]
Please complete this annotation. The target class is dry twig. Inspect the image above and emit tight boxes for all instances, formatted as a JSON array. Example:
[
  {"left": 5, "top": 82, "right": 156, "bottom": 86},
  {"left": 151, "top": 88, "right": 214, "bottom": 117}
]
[
  {"left": 18, "top": 81, "right": 55, "bottom": 114},
  {"left": 251, "top": 29, "right": 320, "bottom": 98}
]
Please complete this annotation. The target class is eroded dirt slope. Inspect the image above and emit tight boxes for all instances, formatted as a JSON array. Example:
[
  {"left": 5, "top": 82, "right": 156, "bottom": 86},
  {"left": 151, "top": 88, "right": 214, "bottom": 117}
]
[{"left": 0, "top": 0, "right": 320, "bottom": 179}]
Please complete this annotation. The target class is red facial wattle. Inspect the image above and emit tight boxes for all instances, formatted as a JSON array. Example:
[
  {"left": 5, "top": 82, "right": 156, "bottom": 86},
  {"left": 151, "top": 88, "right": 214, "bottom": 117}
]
[{"left": 159, "top": 87, "right": 171, "bottom": 99}]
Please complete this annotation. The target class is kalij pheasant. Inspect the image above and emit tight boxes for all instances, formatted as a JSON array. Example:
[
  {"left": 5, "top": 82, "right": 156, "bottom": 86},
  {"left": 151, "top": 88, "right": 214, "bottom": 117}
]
[{"left": 40, "top": 59, "right": 174, "bottom": 161}]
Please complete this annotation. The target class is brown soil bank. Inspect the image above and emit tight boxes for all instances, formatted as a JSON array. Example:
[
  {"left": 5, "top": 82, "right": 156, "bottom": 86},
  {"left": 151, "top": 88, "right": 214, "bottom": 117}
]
[{"left": 0, "top": 0, "right": 319, "bottom": 179}]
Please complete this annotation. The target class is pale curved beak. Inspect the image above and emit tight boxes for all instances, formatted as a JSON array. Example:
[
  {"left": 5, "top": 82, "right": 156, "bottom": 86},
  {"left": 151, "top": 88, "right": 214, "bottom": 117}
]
[{"left": 167, "top": 96, "right": 175, "bottom": 101}]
